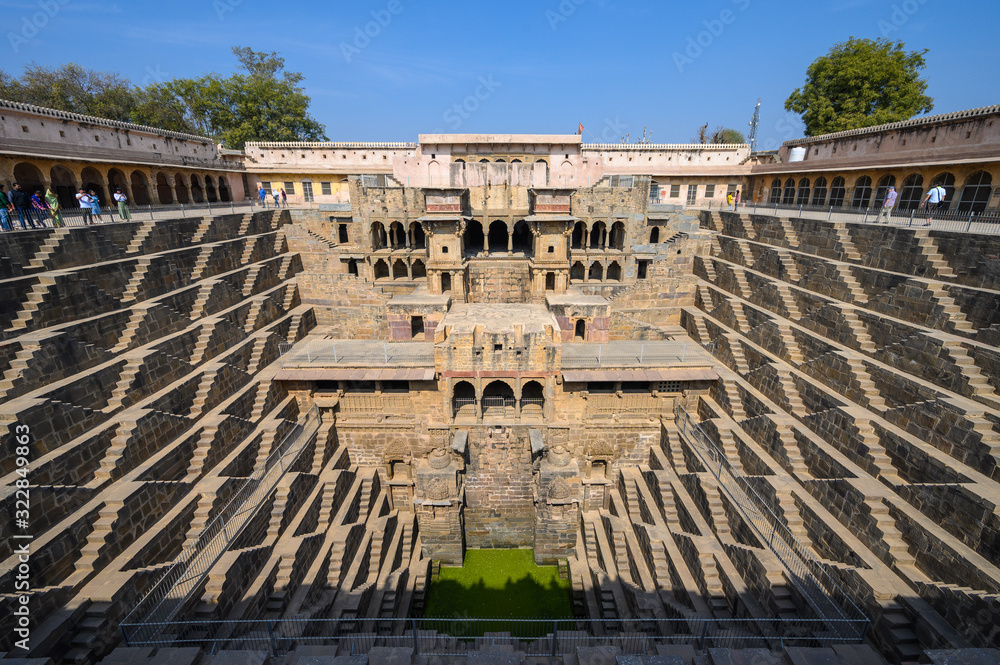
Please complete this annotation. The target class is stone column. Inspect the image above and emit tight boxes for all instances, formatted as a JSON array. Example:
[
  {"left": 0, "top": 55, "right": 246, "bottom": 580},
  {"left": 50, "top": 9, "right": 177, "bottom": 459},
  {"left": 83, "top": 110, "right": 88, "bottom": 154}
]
[
  {"left": 406, "top": 260, "right": 413, "bottom": 280},
  {"left": 507, "top": 225, "right": 513, "bottom": 253},
  {"left": 168, "top": 174, "right": 179, "bottom": 203},
  {"left": 148, "top": 170, "right": 162, "bottom": 205}
]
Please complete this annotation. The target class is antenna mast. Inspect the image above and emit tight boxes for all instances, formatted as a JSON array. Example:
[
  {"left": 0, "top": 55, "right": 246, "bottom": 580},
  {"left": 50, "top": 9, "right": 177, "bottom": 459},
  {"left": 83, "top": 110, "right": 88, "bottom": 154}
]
[{"left": 748, "top": 98, "right": 761, "bottom": 151}]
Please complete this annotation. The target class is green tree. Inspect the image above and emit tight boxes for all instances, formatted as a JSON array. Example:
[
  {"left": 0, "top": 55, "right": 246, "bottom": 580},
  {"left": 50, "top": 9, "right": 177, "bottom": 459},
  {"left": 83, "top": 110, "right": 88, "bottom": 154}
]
[
  {"left": 710, "top": 127, "right": 745, "bottom": 144},
  {"left": 164, "top": 47, "right": 327, "bottom": 148},
  {"left": 785, "top": 37, "right": 933, "bottom": 136}
]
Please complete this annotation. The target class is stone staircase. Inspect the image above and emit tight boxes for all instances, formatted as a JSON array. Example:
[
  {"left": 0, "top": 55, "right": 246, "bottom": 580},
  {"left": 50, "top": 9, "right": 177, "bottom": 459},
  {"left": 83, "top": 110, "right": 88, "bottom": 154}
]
[
  {"left": 912, "top": 230, "right": 958, "bottom": 279},
  {"left": 74, "top": 497, "right": 126, "bottom": 574},
  {"left": 26, "top": 226, "right": 72, "bottom": 271},
  {"left": 924, "top": 282, "right": 977, "bottom": 335}
]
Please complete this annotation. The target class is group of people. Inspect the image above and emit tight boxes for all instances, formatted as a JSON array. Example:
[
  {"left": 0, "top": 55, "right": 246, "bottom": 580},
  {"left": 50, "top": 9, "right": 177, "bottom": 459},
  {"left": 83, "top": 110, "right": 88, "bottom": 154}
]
[
  {"left": 0, "top": 183, "right": 132, "bottom": 230},
  {"left": 726, "top": 190, "right": 741, "bottom": 211},
  {"left": 874, "top": 184, "right": 948, "bottom": 226},
  {"left": 257, "top": 186, "right": 288, "bottom": 208}
]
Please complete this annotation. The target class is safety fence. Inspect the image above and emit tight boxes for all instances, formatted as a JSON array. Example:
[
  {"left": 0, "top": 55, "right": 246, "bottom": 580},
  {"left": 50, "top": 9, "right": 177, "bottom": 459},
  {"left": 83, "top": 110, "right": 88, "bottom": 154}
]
[{"left": 2, "top": 199, "right": 261, "bottom": 230}]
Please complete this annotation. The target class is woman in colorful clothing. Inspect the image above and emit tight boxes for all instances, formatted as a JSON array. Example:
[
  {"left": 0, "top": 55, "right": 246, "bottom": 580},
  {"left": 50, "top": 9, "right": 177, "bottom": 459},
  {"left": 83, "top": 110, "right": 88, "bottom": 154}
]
[
  {"left": 30, "top": 190, "right": 49, "bottom": 228},
  {"left": 45, "top": 187, "right": 64, "bottom": 228},
  {"left": 88, "top": 189, "right": 103, "bottom": 222}
]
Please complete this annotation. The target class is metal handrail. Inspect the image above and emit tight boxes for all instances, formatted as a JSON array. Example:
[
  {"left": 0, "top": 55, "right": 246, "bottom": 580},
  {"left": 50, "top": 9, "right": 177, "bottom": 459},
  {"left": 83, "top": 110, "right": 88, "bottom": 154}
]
[{"left": 120, "top": 406, "right": 321, "bottom": 643}]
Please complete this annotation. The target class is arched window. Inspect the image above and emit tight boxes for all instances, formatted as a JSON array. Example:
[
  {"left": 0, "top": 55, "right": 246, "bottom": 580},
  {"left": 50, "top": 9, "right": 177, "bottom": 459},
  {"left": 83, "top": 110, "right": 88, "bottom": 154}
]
[
  {"left": 374, "top": 259, "right": 389, "bottom": 279},
  {"left": 957, "top": 170, "right": 993, "bottom": 212},
  {"left": 607, "top": 261, "right": 622, "bottom": 281},
  {"left": 392, "top": 259, "right": 408, "bottom": 279},
  {"left": 829, "top": 177, "right": 846, "bottom": 207},
  {"left": 463, "top": 220, "right": 484, "bottom": 255},
  {"left": 874, "top": 174, "right": 896, "bottom": 207},
  {"left": 588, "top": 262, "right": 604, "bottom": 281},
  {"left": 347, "top": 259, "right": 359, "bottom": 276},
  {"left": 897, "top": 174, "right": 924, "bottom": 210},
  {"left": 851, "top": 176, "right": 872, "bottom": 208},
  {"left": 769, "top": 178, "right": 782, "bottom": 204},
  {"left": 811, "top": 177, "right": 828, "bottom": 207},
  {"left": 389, "top": 221, "right": 406, "bottom": 249},
  {"left": 795, "top": 178, "right": 810, "bottom": 205},
  {"left": 574, "top": 320, "right": 586, "bottom": 341},
  {"left": 649, "top": 227, "right": 660, "bottom": 244},
  {"left": 609, "top": 221, "right": 626, "bottom": 250},
  {"left": 536, "top": 159, "right": 549, "bottom": 186},
  {"left": 411, "top": 259, "right": 426, "bottom": 279},
  {"left": 488, "top": 220, "right": 508, "bottom": 253},
  {"left": 482, "top": 380, "right": 515, "bottom": 415},
  {"left": 929, "top": 172, "right": 956, "bottom": 209},
  {"left": 570, "top": 261, "right": 585, "bottom": 281},
  {"left": 571, "top": 221, "right": 586, "bottom": 249}
]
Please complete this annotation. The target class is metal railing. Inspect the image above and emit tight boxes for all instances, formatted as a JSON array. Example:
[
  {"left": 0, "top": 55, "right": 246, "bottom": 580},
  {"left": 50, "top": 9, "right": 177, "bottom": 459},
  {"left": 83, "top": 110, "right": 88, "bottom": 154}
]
[
  {"left": 706, "top": 200, "right": 1000, "bottom": 235},
  {"left": 673, "top": 407, "right": 869, "bottom": 640},
  {"left": 2, "top": 200, "right": 261, "bottom": 231},
  {"left": 120, "top": 406, "right": 321, "bottom": 644},
  {"left": 279, "top": 340, "right": 435, "bottom": 367},
  {"left": 118, "top": 615, "right": 867, "bottom": 656}
]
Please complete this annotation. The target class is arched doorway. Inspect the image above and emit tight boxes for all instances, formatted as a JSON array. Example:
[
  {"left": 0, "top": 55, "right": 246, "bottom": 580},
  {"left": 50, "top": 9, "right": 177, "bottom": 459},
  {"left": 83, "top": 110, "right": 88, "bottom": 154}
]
[
  {"left": 371, "top": 222, "right": 387, "bottom": 250},
  {"left": 571, "top": 221, "right": 586, "bottom": 249},
  {"left": 482, "top": 380, "right": 515, "bottom": 417},
  {"left": 488, "top": 220, "right": 508, "bottom": 253},
  {"left": 347, "top": 259, "right": 359, "bottom": 276},
  {"left": 898, "top": 174, "right": 923, "bottom": 210},
  {"left": 190, "top": 174, "right": 204, "bottom": 203},
  {"left": 374, "top": 259, "right": 389, "bottom": 279},
  {"left": 156, "top": 173, "right": 173, "bottom": 204},
  {"left": 607, "top": 261, "right": 622, "bottom": 281},
  {"left": 205, "top": 177, "right": 218, "bottom": 203},
  {"left": 589, "top": 262, "right": 604, "bottom": 281},
  {"left": 389, "top": 221, "right": 406, "bottom": 249},
  {"left": 649, "top": 227, "right": 660, "bottom": 244},
  {"left": 609, "top": 222, "right": 626, "bottom": 250},
  {"left": 829, "top": 177, "right": 846, "bottom": 207},
  {"left": 130, "top": 171, "right": 151, "bottom": 205},
  {"left": 13, "top": 162, "right": 44, "bottom": 193},
  {"left": 590, "top": 222, "right": 606, "bottom": 249},
  {"left": 851, "top": 176, "right": 872, "bottom": 208},
  {"left": 174, "top": 175, "right": 189, "bottom": 203},
  {"left": 218, "top": 176, "right": 231, "bottom": 202},
  {"left": 49, "top": 165, "right": 77, "bottom": 209},
  {"left": 512, "top": 220, "right": 533, "bottom": 254},
  {"left": 811, "top": 177, "right": 828, "bottom": 207},
  {"left": 463, "top": 220, "right": 484, "bottom": 255},
  {"left": 574, "top": 319, "right": 586, "bottom": 341},
  {"left": 957, "top": 171, "right": 993, "bottom": 212},
  {"left": 453, "top": 381, "right": 476, "bottom": 420},
  {"left": 521, "top": 380, "right": 544, "bottom": 420}
]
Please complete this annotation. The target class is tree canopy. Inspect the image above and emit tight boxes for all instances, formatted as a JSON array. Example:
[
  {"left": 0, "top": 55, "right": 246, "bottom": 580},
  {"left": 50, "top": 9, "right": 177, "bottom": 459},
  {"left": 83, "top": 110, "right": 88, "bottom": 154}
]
[
  {"left": 0, "top": 47, "right": 327, "bottom": 148},
  {"left": 784, "top": 37, "right": 933, "bottom": 136},
  {"left": 693, "top": 123, "right": 746, "bottom": 144}
]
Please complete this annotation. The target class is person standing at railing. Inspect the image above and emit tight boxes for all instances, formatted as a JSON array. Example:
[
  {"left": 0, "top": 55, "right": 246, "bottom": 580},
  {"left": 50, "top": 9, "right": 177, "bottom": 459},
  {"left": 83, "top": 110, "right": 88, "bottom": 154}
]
[
  {"left": 875, "top": 185, "right": 896, "bottom": 224},
  {"left": 271, "top": 187, "right": 281, "bottom": 208},
  {"left": 88, "top": 189, "right": 104, "bottom": 223},
  {"left": 114, "top": 188, "right": 132, "bottom": 221},
  {"left": 0, "top": 184, "right": 13, "bottom": 231},
  {"left": 76, "top": 187, "right": 94, "bottom": 225},
  {"left": 31, "top": 190, "right": 51, "bottom": 228},
  {"left": 45, "top": 188, "right": 64, "bottom": 227},
  {"left": 726, "top": 193, "right": 734, "bottom": 211},
  {"left": 920, "top": 184, "right": 946, "bottom": 226},
  {"left": 10, "top": 183, "right": 36, "bottom": 229},
  {"left": 258, "top": 185, "right": 267, "bottom": 207},
  {"left": 280, "top": 188, "right": 288, "bottom": 207}
]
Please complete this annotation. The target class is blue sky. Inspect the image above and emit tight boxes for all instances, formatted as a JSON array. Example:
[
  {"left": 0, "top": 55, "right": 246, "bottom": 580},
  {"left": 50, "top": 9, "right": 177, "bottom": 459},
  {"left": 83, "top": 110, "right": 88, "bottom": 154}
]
[{"left": 3, "top": 0, "right": 998, "bottom": 147}]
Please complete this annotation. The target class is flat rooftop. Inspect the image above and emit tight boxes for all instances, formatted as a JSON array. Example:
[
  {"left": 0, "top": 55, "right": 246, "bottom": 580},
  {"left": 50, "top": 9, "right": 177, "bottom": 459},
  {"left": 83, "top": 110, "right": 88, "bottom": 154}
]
[{"left": 438, "top": 303, "right": 560, "bottom": 335}]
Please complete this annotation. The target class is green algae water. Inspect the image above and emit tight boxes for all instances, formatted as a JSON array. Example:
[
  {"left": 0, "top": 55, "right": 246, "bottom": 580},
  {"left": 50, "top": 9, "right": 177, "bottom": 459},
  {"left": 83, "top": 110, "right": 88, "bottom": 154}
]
[{"left": 423, "top": 549, "right": 572, "bottom": 619}]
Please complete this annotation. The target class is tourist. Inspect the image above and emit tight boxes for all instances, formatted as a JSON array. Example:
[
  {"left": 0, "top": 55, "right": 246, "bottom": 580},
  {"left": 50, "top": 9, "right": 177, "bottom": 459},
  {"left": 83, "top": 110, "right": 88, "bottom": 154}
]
[
  {"left": 0, "top": 184, "right": 11, "bottom": 231},
  {"left": 734, "top": 189, "right": 740, "bottom": 209},
  {"left": 30, "top": 190, "right": 50, "bottom": 227},
  {"left": 89, "top": 189, "right": 104, "bottom": 223},
  {"left": 920, "top": 183, "right": 946, "bottom": 226},
  {"left": 76, "top": 188, "right": 94, "bottom": 225},
  {"left": 726, "top": 192, "right": 734, "bottom": 211},
  {"left": 281, "top": 188, "right": 288, "bottom": 207},
  {"left": 114, "top": 188, "right": 131, "bottom": 220},
  {"left": 271, "top": 187, "right": 281, "bottom": 207},
  {"left": 10, "top": 183, "right": 35, "bottom": 229},
  {"left": 875, "top": 185, "right": 896, "bottom": 224},
  {"left": 258, "top": 185, "right": 267, "bottom": 207},
  {"left": 45, "top": 187, "right": 64, "bottom": 228}
]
